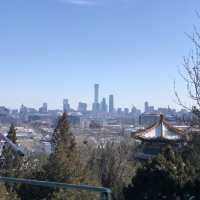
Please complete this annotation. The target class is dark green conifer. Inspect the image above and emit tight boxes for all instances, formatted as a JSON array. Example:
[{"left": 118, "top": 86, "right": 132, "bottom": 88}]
[
  {"left": 44, "top": 113, "right": 97, "bottom": 199},
  {"left": 1, "top": 124, "right": 21, "bottom": 175},
  {"left": 47, "top": 113, "right": 83, "bottom": 182},
  {"left": 7, "top": 124, "right": 17, "bottom": 144},
  {"left": 51, "top": 112, "right": 76, "bottom": 154},
  {"left": 1, "top": 124, "right": 22, "bottom": 195},
  {"left": 124, "top": 146, "right": 191, "bottom": 200}
]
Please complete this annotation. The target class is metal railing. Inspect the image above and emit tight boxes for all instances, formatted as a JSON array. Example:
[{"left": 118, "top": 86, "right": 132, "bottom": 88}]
[{"left": 0, "top": 177, "right": 111, "bottom": 200}]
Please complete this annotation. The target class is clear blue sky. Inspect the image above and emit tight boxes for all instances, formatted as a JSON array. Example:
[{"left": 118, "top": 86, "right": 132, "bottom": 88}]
[{"left": 0, "top": 0, "right": 199, "bottom": 110}]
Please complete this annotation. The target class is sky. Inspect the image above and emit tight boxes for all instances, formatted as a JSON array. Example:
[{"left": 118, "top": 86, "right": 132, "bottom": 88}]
[{"left": 0, "top": 0, "right": 200, "bottom": 111}]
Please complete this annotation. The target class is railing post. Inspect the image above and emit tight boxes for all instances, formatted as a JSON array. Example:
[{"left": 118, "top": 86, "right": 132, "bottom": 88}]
[{"left": 101, "top": 192, "right": 109, "bottom": 200}]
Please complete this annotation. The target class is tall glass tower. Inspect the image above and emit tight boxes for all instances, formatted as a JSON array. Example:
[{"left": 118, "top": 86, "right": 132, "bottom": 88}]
[
  {"left": 109, "top": 95, "right": 114, "bottom": 113},
  {"left": 63, "top": 99, "right": 70, "bottom": 112},
  {"left": 94, "top": 84, "right": 99, "bottom": 103},
  {"left": 93, "top": 84, "right": 100, "bottom": 113}
]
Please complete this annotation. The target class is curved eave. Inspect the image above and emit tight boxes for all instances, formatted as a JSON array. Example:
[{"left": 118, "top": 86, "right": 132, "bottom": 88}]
[
  {"left": 134, "top": 135, "right": 184, "bottom": 143},
  {"left": 131, "top": 121, "right": 160, "bottom": 138},
  {"left": 131, "top": 115, "right": 187, "bottom": 138},
  {"left": 162, "top": 119, "right": 186, "bottom": 135}
]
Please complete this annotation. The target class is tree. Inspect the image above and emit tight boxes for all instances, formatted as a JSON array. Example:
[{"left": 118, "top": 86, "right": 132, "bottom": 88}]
[
  {"left": 0, "top": 124, "right": 23, "bottom": 197},
  {"left": 51, "top": 113, "right": 74, "bottom": 153},
  {"left": 1, "top": 124, "right": 22, "bottom": 186},
  {"left": 7, "top": 124, "right": 17, "bottom": 144},
  {"left": 173, "top": 17, "right": 200, "bottom": 198},
  {"left": 181, "top": 135, "right": 200, "bottom": 177},
  {"left": 174, "top": 14, "right": 200, "bottom": 126},
  {"left": 183, "top": 174, "right": 200, "bottom": 200},
  {"left": 88, "top": 140, "right": 136, "bottom": 200},
  {"left": 0, "top": 183, "right": 19, "bottom": 200},
  {"left": 124, "top": 146, "right": 193, "bottom": 200},
  {"left": 46, "top": 113, "right": 84, "bottom": 183},
  {"left": 23, "top": 113, "right": 97, "bottom": 200},
  {"left": 46, "top": 113, "right": 99, "bottom": 199},
  {"left": 16, "top": 154, "right": 50, "bottom": 200}
]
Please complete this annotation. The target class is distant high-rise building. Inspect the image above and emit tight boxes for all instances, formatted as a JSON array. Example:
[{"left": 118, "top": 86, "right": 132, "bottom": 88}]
[
  {"left": 131, "top": 106, "right": 141, "bottom": 116},
  {"left": 92, "top": 84, "right": 100, "bottom": 113},
  {"left": 92, "top": 103, "right": 99, "bottom": 113},
  {"left": 131, "top": 106, "right": 137, "bottom": 113},
  {"left": 117, "top": 108, "right": 122, "bottom": 115},
  {"left": 39, "top": 102, "right": 48, "bottom": 113},
  {"left": 139, "top": 113, "right": 160, "bottom": 127},
  {"left": 19, "top": 104, "right": 29, "bottom": 122},
  {"left": 158, "top": 107, "right": 176, "bottom": 116},
  {"left": 124, "top": 108, "right": 129, "bottom": 115},
  {"left": 149, "top": 106, "right": 155, "bottom": 113},
  {"left": 144, "top": 101, "right": 149, "bottom": 113},
  {"left": 20, "top": 104, "right": 28, "bottom": 114},
  {"left": 94, "top": 84, "right": 99, "bottom": 103},
  {"left": 100, "top": 98, "right": 107, "bottom": 113},
  {"left": 78, "top": 102, "right": 87, "bottom": 113},
  {"left": 109, "top": 95, "right": 114, "bottom": 113},
  {"left": 63, "top": 99, "right": 70, "bottom": 112},
  {"left": 0, "top": 106, "right": 9, "bottom": 116}
]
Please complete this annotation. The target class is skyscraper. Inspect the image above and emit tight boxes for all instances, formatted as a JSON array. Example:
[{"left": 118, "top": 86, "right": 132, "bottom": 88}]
[
  {"left": 39, "top": 102, "right": 48, "bottom": 113},
  {"left": 78, "top": 102, "right": 87, "bottom": 113},
  {"left": 144, "top": 101, "right": 149, "bottom": 113},
  {"left": 63, "top": 99, "right": 70, "bottom": 112},
  {"left": 109, "top": 95, "right": 114, "bottom": 113},
  {"left": 117, "top": 108, "right": 122, "bottom": 115},
  {"left": 124, "top": 108, "right": 129, "bottom": 115},
  {"left": 20, "top": 104, "right": 28, "bottom": 114},
  {"left": 94, "top": 84, "right": 99, "bottom": 103},
  {"left": 92, "top": 84, "right": 100, "bottom": 113},
  {"left": 100, "top": 98, "right": 107, "bottom": 113}
]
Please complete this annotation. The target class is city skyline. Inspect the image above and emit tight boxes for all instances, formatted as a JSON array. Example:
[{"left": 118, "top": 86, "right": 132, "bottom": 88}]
[
  {"left": 0, "top": 83, "right": 187, "bottom": 112},
  {"left": 0, "top": 0, "right": 199, "bottom": 109}
]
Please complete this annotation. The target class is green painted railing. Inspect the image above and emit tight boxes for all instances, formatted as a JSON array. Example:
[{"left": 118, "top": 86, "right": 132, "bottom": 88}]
[{"left": 0, "top": 177, "right": 111, "bottom": 200}]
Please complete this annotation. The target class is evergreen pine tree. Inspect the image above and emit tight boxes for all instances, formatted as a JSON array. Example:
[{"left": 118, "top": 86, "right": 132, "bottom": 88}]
[
  {"left": 43, "top": 113, "right": 97, "bottom": 199},
  {"left": 7, "top": 124, "right": 17, "bottom": 144},
  {"left": 1, "top": 124, "right": 22, "bottom": 193},
  {"left": 47, "top": 113, "right": 80, "bottom": 183},
  {"left": 1, "top": 124, "right": 22, "bottom": 175},
  {"left": 51, "top": 112, "right": 75, "bottom": 154},
  {"left": 16, "top": 113, "right": 98, "bottom": 200},
  {"left": 124, "top": 146, "right": 191, "bottom": 200}
]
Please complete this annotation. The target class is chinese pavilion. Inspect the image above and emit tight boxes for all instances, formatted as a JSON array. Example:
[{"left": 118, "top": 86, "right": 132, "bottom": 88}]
[{"left": 132, "top": 115, "right": 188, "bottom": 160}]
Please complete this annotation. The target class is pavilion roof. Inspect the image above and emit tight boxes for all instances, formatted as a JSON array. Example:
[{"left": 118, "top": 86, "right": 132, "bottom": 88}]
[{"left": 132, "top": 115, "right": 187, "bottom": 141}]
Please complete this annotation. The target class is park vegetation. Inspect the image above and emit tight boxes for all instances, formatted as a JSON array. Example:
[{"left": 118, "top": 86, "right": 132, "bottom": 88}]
[{"left": 1, "top": 110, "right": 200, "bottom": 200}]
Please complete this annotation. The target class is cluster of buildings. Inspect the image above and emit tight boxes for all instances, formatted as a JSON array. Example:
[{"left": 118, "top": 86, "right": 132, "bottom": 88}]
[
  {"left": 0, "top": 84, "right": 192, "bottom": 128},
  {"left": 62, "top": 84, "right": 115, "bottom": 114},
  {"left": 92, "top": 84, "right": 114, "bottom": 113},
  {"left": 61, "top": 84, "right": 140, "bottom": 116},
  {"left": 0, "top": 83, "right": 195, "bottom": 156}
]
